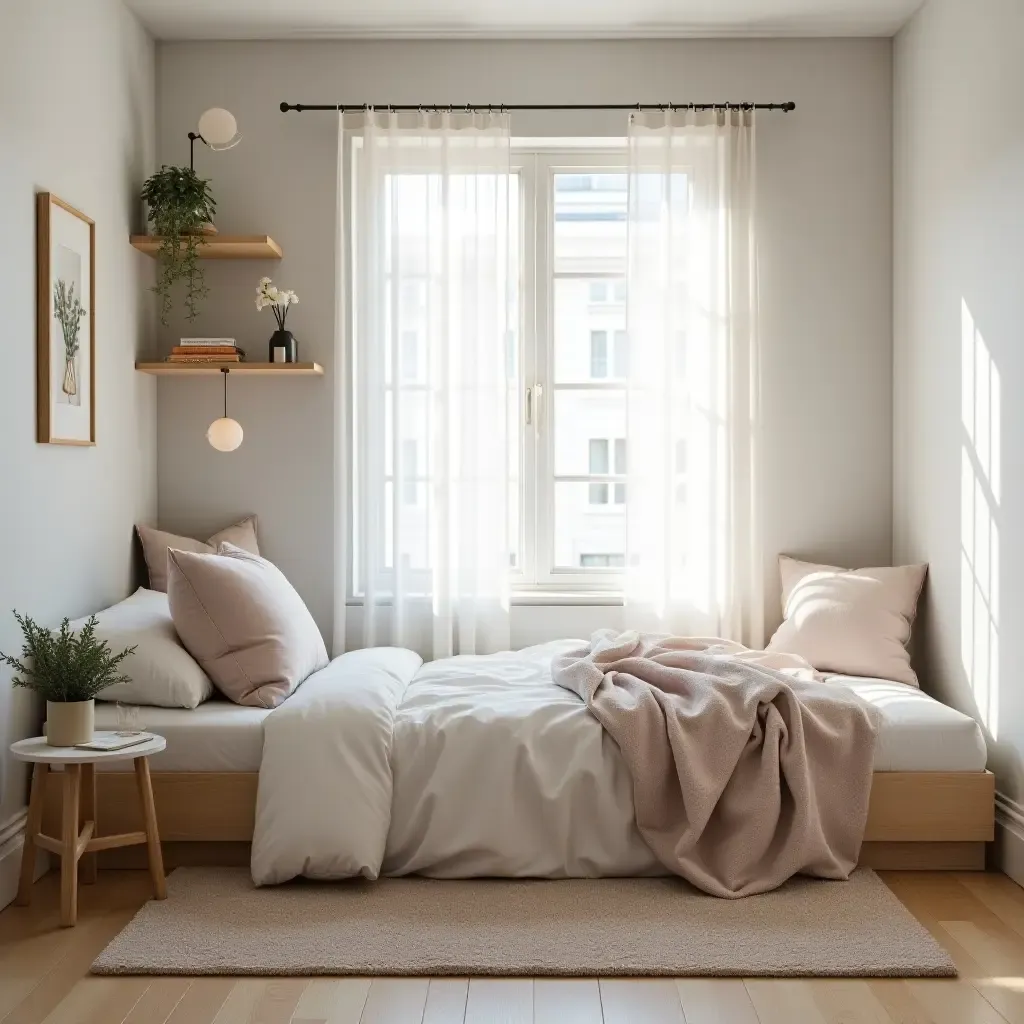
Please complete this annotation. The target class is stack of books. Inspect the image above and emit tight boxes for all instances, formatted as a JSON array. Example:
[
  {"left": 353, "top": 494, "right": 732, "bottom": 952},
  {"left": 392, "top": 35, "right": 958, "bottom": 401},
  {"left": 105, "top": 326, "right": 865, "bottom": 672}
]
[{"left": 167, "top": 338, "right": 246, "bottom": 364}]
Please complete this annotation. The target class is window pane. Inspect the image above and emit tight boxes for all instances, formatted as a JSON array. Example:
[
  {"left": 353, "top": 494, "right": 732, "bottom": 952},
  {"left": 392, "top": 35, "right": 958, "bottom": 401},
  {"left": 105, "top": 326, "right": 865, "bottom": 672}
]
[
  {"left": 675, "top": 439, "right": 688, "bottom": 474},
  {"left": 613, "top": 438, "right": 627, "bottom": 474},
  {"left": 588, "top": 483, "right": 608, "bottom": 505},
  {"left": 580, "top": 553, "right": 625, "bottom": 568},
  {"left": 554, "top": 391, "right": 626, "bottom": 476},
  {"left": 400, "top": 330, "right": 419, "bottom": 381},
  {"left": 588, "top": 438, "right": 609, "bottom": 474},
  {"left": 555, "top": 482, "right": 625, "bottom": 570},
  {"left": 554, "top": 172, "right": 627, "bottom": 273},
  {"left": 401, "top": 439, "right": 418, "bottom": 505},
  {"left": 590, "top": 331, "right": 608, "bottom": 378},
  {"left": 554, "top": 278, "right": 626, "bottom": 384},
  {"left": 613, "top": 330, "right": 628, "bottom": 379},
  {"left": 613, "top": 483, "right": 626, "bottom": 505}
]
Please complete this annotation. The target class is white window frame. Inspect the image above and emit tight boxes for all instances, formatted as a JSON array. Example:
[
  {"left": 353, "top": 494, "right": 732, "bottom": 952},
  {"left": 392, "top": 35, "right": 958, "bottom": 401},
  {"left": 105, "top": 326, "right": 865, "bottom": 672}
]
[
  {"left": 517, "top": 147, "right": 629, "bottom": 596},
  {"left": 346, "top": 138, "right": 629, "bottom": 602}
]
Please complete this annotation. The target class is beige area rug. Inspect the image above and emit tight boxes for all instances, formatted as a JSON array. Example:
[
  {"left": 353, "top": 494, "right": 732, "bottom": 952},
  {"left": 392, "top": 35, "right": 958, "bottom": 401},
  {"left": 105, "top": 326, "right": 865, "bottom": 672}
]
[{"left": 92, "top": 867, "right": 955, "bottom": 978}]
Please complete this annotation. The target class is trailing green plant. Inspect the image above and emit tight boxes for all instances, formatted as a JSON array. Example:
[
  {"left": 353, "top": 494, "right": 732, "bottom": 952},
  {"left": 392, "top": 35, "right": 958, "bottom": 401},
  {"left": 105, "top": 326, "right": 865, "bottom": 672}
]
[
  {"left": 0, "top": 612, "right": 136, "bottom": 703},
  {"left": 140, "top": 165, "right": 217, "bottom": 325}
]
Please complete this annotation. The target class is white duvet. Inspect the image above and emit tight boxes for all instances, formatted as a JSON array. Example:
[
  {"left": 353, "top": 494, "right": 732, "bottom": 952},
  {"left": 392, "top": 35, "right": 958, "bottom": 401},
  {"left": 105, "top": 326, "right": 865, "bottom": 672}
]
[{"left": 252, "top": 641, "right": 662, "bottom": 885}]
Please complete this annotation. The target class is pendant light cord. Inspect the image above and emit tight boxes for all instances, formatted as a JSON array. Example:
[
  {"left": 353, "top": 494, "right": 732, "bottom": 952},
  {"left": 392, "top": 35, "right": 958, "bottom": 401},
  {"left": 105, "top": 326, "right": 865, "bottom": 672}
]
[{"left": 221, "top": 367, "right": 228, "bottom": 418}]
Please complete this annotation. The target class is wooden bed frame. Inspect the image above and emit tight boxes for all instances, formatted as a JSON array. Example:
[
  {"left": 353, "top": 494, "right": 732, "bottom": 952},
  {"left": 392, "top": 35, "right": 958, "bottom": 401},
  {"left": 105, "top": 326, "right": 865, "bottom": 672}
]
[{"left": 42, "top": 769, "right": 995, "bottom": 872}]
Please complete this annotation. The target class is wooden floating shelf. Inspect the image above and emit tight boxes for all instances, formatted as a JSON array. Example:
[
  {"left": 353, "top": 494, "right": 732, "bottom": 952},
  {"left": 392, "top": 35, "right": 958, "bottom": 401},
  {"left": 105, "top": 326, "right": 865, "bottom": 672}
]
[
  {"left": 129, "top": 235, "right": 283, "bottom": 259},
  {"left": 135, "top": 361, "right": 323, "bottom": 376}
]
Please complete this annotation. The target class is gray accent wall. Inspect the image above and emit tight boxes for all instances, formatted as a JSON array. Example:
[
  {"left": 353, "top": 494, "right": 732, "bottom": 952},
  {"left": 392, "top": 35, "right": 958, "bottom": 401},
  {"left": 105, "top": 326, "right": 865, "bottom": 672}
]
[
  {"left": 894, "top": 0, "right": 1023, "bottom": 862},
  {"left": 154, "top": 38, "right": 895, "bottom": 644},
  {"left": 0, "top": 0, "right": 157, "bottom": 899}
]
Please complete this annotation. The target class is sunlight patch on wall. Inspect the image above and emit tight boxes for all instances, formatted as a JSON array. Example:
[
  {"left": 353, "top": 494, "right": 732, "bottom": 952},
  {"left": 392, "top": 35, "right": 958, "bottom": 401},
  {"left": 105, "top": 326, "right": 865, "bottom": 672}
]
[{"left": 960, "top": 300, "right": 1000, "bottom": 738}]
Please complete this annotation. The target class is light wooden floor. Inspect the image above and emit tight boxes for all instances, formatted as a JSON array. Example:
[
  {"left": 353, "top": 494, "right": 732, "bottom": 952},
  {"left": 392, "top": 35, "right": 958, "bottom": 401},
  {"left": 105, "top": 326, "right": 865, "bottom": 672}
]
[{"left": 4, "top": 870, "right": 1024, "bottom": 1023}]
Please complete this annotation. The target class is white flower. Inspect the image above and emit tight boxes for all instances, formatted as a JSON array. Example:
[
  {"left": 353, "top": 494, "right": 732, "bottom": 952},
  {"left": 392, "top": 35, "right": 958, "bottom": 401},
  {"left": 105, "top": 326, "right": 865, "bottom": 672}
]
[{"left": 255, "top": 278, "right": 299, "bottom": 313}]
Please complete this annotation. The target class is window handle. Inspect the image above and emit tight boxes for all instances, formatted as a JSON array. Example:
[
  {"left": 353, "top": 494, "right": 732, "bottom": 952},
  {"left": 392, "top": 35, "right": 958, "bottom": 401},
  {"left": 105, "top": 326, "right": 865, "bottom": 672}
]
[{"left": 525, "top": 384, "right": 543, "bottom": 428}]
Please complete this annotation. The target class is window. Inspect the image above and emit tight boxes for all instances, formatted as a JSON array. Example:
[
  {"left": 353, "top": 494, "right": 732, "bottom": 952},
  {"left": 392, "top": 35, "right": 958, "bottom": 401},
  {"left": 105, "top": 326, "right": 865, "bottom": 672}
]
[
  {"left": 613, "top": 330, "right": 628, "bottom": 379},
  {"left": 580, "top": 553, "right": 625, "bottom": 568},
  {"left": 400, "top": 330, "right": 419, "bottom": 382},
  {"left": 590, "top": 330, "right": 628, "bottom": 381},
  {"left": 590, "top": 331, "right": 608, "bottom": 378},
  {"left": 352, "top": 146, "right": 635, "bottom": 595},
  {"left": 402, "top": 439, "right": 419, "bottom": 505},
  {"left": 588, "top": 438, "right": 609, "bottom": 504},
  {"left": 614, "top": 438, "right": 627, "bottom": 505},
  {"left": 539, "top": 158, "right": 629, "bottom": 584}
]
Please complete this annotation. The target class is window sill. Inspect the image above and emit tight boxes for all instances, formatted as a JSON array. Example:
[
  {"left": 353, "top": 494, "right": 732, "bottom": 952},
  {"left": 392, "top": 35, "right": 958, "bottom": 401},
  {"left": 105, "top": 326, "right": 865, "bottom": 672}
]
[
  {"left": 346, "top": 593, "right": 625, "bottom": 608},
  {"left": 510, "top": 591, "right": 624, "bottom": 608}
]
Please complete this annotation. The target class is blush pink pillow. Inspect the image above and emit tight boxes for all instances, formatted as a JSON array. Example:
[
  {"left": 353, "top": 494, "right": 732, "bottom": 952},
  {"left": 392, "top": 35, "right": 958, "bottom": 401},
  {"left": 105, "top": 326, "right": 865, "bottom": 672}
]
[
  {"left": 167, "top": 542, "right": 328, "bottom": 708},
  {"left": 766, "top": 556, "right": 927, "bottom": 687}
]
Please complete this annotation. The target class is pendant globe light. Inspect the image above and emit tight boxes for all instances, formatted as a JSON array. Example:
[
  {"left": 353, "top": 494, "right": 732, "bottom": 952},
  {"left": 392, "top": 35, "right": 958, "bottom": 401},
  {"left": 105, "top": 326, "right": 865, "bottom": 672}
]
[
  {"left": 188, "top": 107, "right": 241, "bottom": 169},
  {"left": 207, "top": 369, "right": 243, "bottom": 452}
]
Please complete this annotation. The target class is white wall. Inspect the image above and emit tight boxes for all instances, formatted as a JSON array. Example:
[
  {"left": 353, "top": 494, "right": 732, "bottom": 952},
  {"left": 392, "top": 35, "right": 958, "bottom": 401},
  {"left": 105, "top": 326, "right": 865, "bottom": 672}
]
[
  {"left": 893, "top": 0, "right": 1024, "bottom": 874},
  {"left": 0, "top": 0, "right": 157, "bottom": 904},
  {"left": 154, "top": 38, "right": 894, "bottom": 645}
]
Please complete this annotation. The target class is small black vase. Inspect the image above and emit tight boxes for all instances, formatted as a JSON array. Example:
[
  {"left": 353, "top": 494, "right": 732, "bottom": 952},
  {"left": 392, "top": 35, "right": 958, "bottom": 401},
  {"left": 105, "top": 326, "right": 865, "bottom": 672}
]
[{"left": 268, "top": 329, "right": 298, "bottom": 364}]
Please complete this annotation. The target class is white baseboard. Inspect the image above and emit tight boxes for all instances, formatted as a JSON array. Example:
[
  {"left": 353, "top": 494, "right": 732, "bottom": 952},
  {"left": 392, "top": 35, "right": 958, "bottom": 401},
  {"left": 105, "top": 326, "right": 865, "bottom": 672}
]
[
  {"left": 995, "top": 792, "right": 1024, "bottom": 888},
  {"left": 0, "top": 810, "right": 49, "bottom": 911}
]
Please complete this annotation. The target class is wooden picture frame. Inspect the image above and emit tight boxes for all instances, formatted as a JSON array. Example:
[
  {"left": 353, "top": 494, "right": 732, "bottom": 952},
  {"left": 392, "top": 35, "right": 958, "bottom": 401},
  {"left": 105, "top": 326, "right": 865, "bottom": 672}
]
[{"left": 37, "top": 193, "right": 96, "bottom": 445}]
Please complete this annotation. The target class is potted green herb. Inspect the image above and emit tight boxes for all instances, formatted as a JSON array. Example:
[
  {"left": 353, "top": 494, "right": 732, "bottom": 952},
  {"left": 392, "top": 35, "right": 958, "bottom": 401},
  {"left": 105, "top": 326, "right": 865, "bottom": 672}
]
[
  {"left": 0, "top": 612, "right": 136, "bottom": 746},
  {"left": 140, "top": 165, "right": 217, "bottom": 325}
]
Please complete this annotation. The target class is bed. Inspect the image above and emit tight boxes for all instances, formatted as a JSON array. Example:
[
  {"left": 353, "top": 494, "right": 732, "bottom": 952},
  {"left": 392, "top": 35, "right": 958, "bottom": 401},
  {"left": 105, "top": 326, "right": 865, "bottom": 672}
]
[{"left": 44, "top": 644, "right": 994, "bottom": 875}]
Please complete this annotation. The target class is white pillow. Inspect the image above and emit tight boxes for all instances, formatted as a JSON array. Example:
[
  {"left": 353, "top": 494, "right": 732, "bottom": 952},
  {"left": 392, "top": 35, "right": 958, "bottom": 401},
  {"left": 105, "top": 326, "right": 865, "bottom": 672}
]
[
  {"left": 765, "top": 556, "right": 927, "bottom": 687},
  {"left": 73, "top": 588, "right": 214, "bottom": 708}
]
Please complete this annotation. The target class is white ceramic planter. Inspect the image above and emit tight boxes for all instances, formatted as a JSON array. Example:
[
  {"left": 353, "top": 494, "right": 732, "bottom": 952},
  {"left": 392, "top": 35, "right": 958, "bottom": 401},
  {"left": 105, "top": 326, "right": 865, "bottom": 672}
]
[{"left": 45, "top": 699, "right": 95, "bottom": 747}]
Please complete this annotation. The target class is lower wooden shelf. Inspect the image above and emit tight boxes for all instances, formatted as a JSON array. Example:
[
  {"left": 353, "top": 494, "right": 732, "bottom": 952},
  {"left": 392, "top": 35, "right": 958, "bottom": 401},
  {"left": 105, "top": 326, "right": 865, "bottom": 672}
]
[{"left": 135, "top": 361, "right": 323, "bottom": 376}]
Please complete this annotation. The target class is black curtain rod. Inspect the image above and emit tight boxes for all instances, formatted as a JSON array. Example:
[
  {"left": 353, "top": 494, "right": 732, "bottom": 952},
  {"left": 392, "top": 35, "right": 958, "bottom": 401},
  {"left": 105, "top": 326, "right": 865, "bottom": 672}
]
[{"left": 279, "top": 101, "right": 795, "bottom": 113}]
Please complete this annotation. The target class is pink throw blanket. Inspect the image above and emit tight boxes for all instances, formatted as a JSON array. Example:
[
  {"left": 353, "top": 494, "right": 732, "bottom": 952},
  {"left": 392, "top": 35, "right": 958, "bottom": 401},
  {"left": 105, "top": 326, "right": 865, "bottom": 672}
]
[{"left": 553, "top": 631, "right": 879, "bottom": 898}]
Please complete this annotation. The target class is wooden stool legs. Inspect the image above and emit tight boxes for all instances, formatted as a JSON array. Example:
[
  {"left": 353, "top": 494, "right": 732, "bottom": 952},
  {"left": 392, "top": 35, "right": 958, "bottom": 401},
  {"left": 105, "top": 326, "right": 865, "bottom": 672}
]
[
  {"left": 15, "top": 754, "right": 166, "bottom": 926},
  {"left": 134, "top": 756, "right": 167, "bottom": 900},
  {"left": 16, "top": 763, "right": 48, "bottom": 907},
  {"left": 60, "top": 765, "right": 81, "bottom": 926},
  {"left": 80, "top": 763, "right": 97, "bottom": 885}
]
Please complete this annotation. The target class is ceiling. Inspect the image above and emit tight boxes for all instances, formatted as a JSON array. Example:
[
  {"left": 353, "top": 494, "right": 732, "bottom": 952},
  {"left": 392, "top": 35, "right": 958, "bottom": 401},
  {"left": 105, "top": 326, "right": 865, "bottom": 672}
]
[{"left": 125, "top": 0, "right": 925, "bottom": 40}]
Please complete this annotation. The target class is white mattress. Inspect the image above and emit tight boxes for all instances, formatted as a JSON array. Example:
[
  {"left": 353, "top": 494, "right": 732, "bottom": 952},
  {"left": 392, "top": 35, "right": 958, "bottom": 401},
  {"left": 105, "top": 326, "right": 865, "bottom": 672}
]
[
  {"left": 93, "top": 672, "right": 987, "bottom": 775},
  {"left": 93, "top": 700, "right": 271, "bottom": 772},
  {"left": 827, "top": 675, "right": 987, "bottom": 772}
]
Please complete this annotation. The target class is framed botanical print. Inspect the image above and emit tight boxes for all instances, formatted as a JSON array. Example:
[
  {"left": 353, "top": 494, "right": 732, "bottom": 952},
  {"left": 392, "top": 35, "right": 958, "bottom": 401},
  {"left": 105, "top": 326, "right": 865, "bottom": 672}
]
[{"left": 37, "top": 192, "right": 95, "bottom": 445}]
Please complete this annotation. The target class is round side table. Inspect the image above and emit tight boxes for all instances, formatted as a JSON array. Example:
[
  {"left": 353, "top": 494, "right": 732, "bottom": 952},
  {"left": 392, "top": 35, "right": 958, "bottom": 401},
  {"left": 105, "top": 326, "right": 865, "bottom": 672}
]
[{"left": 10, "top": 734, "right": 168, "bottom": 927}]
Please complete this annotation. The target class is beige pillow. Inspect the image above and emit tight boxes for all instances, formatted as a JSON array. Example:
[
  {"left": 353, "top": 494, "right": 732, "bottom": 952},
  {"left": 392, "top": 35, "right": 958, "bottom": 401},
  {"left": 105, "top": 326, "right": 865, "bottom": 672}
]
[
  {"left": 766, "top": 555, "right": 927, "bottom": 687},
  {"left": 76, "top": 588, "right": 214, "bottom": 708},
  {"left": 167, "top": 543, "right": 328, "bottom": 708},
  {"left": 137, "top": 516, "right": 259, "bottom": 593}
]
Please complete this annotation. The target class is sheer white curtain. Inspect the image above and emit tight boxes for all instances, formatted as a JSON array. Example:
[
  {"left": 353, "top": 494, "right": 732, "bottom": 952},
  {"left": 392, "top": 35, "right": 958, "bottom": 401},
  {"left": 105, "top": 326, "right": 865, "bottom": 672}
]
[
  {"left": 624, "top": 108, "right": 763, "bottom": 646},
  {"left": 335, "top": 109, "right": 514, "bottom": 660}
]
